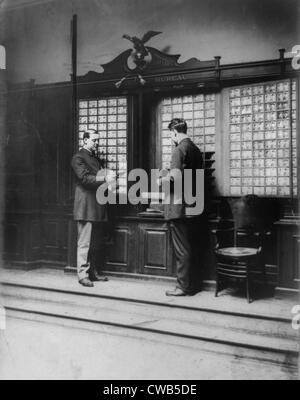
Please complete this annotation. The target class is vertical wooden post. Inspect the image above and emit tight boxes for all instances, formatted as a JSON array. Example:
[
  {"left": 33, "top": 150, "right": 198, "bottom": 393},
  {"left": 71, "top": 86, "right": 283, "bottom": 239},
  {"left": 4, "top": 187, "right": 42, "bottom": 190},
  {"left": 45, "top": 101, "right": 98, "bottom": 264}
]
[
  {"left": 0, "top": 65, "right": 7, "bottom": 268},
  {"left": 214, "top": 56, "right": 221, "bottom": 82},
  {"left": 71, "top": 14, "right": 78, "bottom": 152},
  {"left": 279, "top": 48, "right": 286, "bottom": 76},
  {"left": 66, "top": 15, "right": 78, "bottom": 272}
]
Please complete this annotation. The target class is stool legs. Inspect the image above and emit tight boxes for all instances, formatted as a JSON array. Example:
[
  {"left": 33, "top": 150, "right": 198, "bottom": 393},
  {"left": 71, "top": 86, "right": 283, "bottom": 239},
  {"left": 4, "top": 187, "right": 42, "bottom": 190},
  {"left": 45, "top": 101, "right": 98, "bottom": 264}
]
[
  {"left": 246, "top": 275, "right": 251, "bottom": 303},
  {"left": 215, "top": 274, "right": 220, "bottom": 297}
]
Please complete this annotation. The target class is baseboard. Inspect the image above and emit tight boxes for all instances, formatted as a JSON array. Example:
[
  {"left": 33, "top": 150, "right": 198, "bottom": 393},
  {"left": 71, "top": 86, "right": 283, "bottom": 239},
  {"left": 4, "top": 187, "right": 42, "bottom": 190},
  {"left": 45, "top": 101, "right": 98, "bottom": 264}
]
[
  {"left": 2, "top": 260, "right": 67, "bottom": 272},
  {"left": 275, "top": 286, "right": 300, "bottom": 296},
  {"left": 2, "top": 261, "right": 42, "bottom": 271},
  {"left": 64, "top": 266, "right": 177, "bottom": 284}
]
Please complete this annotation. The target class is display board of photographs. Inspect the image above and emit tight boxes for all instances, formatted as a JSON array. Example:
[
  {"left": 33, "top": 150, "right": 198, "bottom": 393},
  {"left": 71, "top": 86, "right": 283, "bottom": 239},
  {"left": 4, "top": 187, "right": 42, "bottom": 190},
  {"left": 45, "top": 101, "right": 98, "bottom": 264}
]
[
  {"left": 160, "top": 94, "right": 216, "bottom": 169},
  {"left": 229, "top": 80, "right": 297, "bottom": 197},
  {"left": 78, "top": 97, "right": 128, "bottom": 193}
]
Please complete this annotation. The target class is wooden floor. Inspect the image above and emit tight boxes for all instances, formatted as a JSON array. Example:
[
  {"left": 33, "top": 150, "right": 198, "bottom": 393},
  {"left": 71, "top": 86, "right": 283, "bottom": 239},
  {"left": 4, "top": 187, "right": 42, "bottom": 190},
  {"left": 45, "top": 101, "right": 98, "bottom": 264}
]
[
  {"left": 0, "top": 267, "right": 299, "bottom": 380},
  {"left": 1, "top": 267, "right": 298, "bottom": 319}
]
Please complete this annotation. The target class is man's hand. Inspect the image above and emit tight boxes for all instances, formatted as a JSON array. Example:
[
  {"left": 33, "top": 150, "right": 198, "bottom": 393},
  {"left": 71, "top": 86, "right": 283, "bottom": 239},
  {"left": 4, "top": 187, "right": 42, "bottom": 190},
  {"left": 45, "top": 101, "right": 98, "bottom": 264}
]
[
  {"left": 96, "top": 169, "right": 116, "bottom": 185},
  {"left": 96, "top": 169, "right": 106, "bottom": 183},
  {"left": 157, "top": 168, "right": 170, "bottom": 186},
  {"left": 105, "top": 170, "right": 117, "bottom": 186}
]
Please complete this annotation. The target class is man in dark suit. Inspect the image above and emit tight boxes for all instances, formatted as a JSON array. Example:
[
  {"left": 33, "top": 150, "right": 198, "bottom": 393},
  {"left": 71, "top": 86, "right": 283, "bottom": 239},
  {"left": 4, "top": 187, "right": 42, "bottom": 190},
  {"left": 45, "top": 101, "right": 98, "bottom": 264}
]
[
  {"left": 71, "top": 130, "right": 110, "bottom": 287},
  {"left": 159, "top": 118, "right": 205, "bottom": 296}
]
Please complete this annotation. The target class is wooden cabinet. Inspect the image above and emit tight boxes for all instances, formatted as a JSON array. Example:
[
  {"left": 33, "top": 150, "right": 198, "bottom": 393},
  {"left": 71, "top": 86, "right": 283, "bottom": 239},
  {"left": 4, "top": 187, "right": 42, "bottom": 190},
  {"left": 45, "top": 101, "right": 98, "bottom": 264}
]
[
  {"left": 105, "top": 217, "right": 175, "bottom": 276},
  {"left": 276, "top": 218, "right": 300, "bottom": 289}
]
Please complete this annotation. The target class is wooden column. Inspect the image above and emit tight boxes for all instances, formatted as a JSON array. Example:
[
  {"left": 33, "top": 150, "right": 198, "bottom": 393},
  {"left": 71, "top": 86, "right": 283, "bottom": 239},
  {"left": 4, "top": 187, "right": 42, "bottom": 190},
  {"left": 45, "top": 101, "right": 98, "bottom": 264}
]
[
  {"left": 0, "top": 67, "right": 7, "bottom": 267},
  {"left": 66, "top": 15, "right": 78, "bottom": 271}
]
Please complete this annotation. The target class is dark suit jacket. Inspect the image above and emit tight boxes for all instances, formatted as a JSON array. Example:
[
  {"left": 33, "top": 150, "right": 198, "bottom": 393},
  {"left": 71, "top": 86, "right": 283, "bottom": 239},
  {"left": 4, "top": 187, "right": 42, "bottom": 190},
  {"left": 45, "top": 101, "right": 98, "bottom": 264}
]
[
  {"left": 71, "top": 148, "right": 107, "bottom": 222},
  {"left": 164, "top": 138, "right": 204, "bottom": 220}
]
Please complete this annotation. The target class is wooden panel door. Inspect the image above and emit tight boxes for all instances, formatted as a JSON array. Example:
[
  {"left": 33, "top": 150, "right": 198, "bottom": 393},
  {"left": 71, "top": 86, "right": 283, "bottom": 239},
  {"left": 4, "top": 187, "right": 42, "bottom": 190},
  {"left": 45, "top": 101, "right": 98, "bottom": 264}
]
[
  {"left": 277, "top": 220, "right": 300, "bottom": 289},
  {"left": 106, "top": 221, "right": 138, "bottom": 273},
  {"left": 138, "top": 221, "right": 175, "bottom": 276}
]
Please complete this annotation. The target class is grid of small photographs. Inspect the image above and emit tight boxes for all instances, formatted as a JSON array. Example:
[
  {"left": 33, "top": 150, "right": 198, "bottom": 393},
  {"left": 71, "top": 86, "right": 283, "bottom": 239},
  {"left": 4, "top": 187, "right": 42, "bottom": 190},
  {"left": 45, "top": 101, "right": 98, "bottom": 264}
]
[
  {"left": 78, "top": 97, "right": 128, "bottom": 193},
  {"left": 229, "top": 80, "right": 297, "bottom": 197},
  {"left": 160, "top": 94, "right": 216, "bottom": 169}
]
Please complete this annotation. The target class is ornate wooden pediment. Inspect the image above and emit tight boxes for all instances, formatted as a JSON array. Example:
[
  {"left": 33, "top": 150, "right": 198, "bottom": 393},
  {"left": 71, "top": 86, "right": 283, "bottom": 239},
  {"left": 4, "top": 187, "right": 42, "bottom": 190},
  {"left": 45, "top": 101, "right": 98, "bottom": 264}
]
[
  {"left": 77, "top": 33, "right": 297, "bottom": 92},
  {"left": 78, "top": 40, "right": 220, "bottom": 90},
  {"left": 99, "top": 47, "right": 215, "bottom": 76}
]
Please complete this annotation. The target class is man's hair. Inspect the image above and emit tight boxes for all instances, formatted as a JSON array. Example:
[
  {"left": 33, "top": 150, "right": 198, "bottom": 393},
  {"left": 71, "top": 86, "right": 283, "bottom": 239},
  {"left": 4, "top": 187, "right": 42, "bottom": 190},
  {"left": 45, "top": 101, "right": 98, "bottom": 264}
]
[
  {"left": 168, "top": 118, "right": 187, "bottom": 134},
  {"left": 83, "top": 129, "right": 98, "bottom": 140}
]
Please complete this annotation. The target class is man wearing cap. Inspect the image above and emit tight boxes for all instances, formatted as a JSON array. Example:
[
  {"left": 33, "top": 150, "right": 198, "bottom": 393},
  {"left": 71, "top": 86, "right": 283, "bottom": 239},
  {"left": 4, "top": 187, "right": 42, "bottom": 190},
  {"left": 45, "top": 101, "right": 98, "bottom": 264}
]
[{"left": 71, "top": 130, "right": 111, "bottom": 287}]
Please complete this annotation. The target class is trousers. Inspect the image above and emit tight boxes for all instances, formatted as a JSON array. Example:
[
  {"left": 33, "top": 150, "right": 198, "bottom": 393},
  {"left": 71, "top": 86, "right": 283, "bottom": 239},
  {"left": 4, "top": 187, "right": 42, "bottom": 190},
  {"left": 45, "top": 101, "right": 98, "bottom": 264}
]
[
  {"left": 77, "top": 221, "right": 106, "bottom": 281},
  {"left": 170, "top": 217, "right": 202, "bottom": 294}
]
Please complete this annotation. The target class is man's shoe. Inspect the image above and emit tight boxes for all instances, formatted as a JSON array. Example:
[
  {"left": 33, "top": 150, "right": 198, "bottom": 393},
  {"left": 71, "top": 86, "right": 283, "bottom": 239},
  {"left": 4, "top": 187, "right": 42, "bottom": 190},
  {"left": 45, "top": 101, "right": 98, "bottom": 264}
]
[
  {"left": 79, "top": 278, "right": 94, "bottom": 287},
  {"left": 89, "top": 271, "right": 109, "bottom": 282},
  {"left": 165, "top": 287, "right": 187, "bottom": 296}
]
